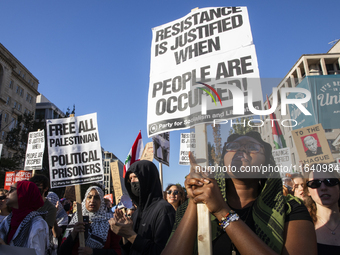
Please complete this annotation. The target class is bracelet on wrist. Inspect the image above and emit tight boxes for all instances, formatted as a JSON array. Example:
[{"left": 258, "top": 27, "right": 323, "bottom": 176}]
[{"left": 219, "top": 211, "right": 240, "bottom": 230}]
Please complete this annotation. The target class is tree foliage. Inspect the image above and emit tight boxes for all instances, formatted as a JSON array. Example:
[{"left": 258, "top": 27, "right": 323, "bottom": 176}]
[
  {"left": 4, "top": 113, "right": 36, "bottom": 168},
  {"left": 211, "top": 124, "right": 222, "bottom": 165},
  {"left": 229, "top": 116, "right": 257, "bottom": 135}
]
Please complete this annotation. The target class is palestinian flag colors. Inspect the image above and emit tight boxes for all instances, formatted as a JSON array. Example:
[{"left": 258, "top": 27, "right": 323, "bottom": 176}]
[
  {"left": 123, "top": 130, "right": 144, "bottom": 178},
  {"left": 267, "top": 95, "right": 287, "bottom": 149}
]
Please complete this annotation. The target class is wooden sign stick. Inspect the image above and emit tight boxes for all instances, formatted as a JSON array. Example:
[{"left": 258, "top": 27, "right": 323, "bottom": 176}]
[
  {"left": 195, "top": 124, "right": 212, "bottom": 254},
  {"left": 69, "top": 114, "right": 85, "bottom": 247},
  {"left": 75, "top": 185, "right": 85, "bottom": 247}
]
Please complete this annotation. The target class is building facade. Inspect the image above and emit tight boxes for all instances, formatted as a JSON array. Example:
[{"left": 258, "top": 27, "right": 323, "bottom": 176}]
[
  {"left": 259, "top": 40, "right": 340, "bottom": 168},
  {"left": 103, "top": 151, "right": 126, "bottom": 203},
  {"left": 35, "top": 94, "right": 65, "bottom": 120},
  {"left": 0, "top": 43, "right": 40, "bottom": 158}
]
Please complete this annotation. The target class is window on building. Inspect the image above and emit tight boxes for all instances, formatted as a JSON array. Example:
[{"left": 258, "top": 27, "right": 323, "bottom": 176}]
[
  {"left": 13, "top": 101, "right": 17, "bottom": 109},
  {"left": 29, "top": 95, "right": 32, "bottom": 103},
  {"left": 19, "top": 88, "right": 23, "bottom": 96},
  {"left": 6, "top": 96, "right": 11, "bottom": 105},
  {"left": 35, "top": 109, "right": 45, "bottom": 120},
  {"left": 289, "top": 136, "right": 293, "bottom": 148},
  {"left": 326, "top": 64, "right": 335, "bottom": 74},
  {"left": 16, "top": 85, "right": 19, "bottom": 94},
  {"left": 1, "top": 131, "right": 5, "bottom": 140},
  {"left": 9, "top": 80, "right": 13, "bottom": 89},
  {"left": 4, "top": 113, "right": 8, "bottom": 122},
  {"left": 17, "top": 104, "right": 21, "bottom": 111}
]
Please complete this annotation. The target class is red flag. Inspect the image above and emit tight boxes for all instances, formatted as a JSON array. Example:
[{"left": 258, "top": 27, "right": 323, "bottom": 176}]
[{"left": 123, "top": 131, "right": 144, "bottom": 178}]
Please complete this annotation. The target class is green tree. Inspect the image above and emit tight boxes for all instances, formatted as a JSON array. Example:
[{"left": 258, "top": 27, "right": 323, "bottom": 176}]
[
  {"left": 65, "top": 105, "right": 76, "bottom": 117},
  {"left": 211, "top": 124, "right": 222, "bottom": 165},
  {"left": 4, "top": 113, "right": 36, "bottom": 168},
  {"left": 229, "top": 116, "right": 257, "bottom": 135}
]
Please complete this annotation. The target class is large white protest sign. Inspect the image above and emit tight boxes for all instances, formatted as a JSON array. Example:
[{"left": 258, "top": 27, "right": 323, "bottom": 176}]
[
  {"left": 24, "top": 130, "right": 45, "bottom": 170},
  {"left": 47, "top": 113, "right": 103, "bottom": 188},
  {"left": 179, "top": 132, "right": 196, "bottom": 165},
  {"left": 147, "top": 7, "right": 263, "bottom": 137}
]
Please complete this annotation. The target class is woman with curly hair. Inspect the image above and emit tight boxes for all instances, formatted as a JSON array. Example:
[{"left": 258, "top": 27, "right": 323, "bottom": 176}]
[
  {"left": 163, "top": 184, "right": 186, "bottom": 211},
  {"left": 162, "top": 131, "right": 317, "bottom": 255}
]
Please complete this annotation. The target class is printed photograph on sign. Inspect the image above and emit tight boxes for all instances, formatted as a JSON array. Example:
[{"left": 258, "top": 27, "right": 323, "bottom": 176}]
[
  {"left": 153, "top": 132, "right": 170, "bottom": 166},
  {"left": 301, "top": 134, "right": 323, "bottom": 157}
]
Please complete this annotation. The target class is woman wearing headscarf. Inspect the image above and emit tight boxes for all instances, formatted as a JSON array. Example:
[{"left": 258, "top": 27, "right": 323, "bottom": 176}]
[
  {"left": 59, "top": 186, "right": 121, "bottom": 255},
  {"left": 162, "top": 131, "right": 317, "bottom": 255},
  {"left": 47, "top": 191, "right": 69, "bottom": 255},
  {"left": 0, "top": 181, "right": 49, "bottom": 255}
]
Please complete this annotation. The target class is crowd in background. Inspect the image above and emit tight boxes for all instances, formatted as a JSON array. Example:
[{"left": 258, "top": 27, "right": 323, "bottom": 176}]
[{"left": 0, "top": 131, "right": 339, "bottom": 255}]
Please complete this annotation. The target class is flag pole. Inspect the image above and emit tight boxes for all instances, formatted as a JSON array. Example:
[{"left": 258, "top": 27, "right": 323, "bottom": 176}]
[{"left": 159, "top": 162, "right": 163, "bottom": 191}]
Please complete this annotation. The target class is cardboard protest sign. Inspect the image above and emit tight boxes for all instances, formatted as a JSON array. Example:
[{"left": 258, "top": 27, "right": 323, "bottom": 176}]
[
  {"left": 179, "top": 132, "right": 196, "bottom": 165},
  {"left": 24, "top": 130, "right": 45, "bottom": 170},
  {"left": 153, "top": 132, "right": 170, "bottom": 166},
  {"left": 272, "top": 147, "right": 292, "bottom": 177},
  {"left": 46, "top": 113, "right": 103, "bottom": 188},
  {"left": 140, "top": 142, "right": 154, "bottom": 161},
  {"left": 147, "top": 7, "right": 263, "bottom": 136},
  {"left": 291, "top": 123, "right": 334, "bottom": 165},
  {"left": 110, "top": 161, "right": 123, "bottom": 205},
  {"left": 4, "top": 171, "right": 32, "bottom": 190}
]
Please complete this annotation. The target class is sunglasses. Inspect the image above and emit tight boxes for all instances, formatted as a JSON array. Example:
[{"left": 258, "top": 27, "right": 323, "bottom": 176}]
[
  {"left": 167, "top": 190, "right": 179, "bottom": 195},
  {"left": 306, "top": 179, "right": 340, "bottom": 189},
  {"left": 0, "top": 195, "right": 6, "bottom": 200},
  {"left": 225, "top": 142, "right": 264, "bottom": 153}
]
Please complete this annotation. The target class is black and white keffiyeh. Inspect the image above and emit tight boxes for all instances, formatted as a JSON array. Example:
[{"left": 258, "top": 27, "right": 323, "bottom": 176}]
[
  {"left": 46, "top": 192, "right": 68, "bottom": 226},
  {"left": 64, "top": 186, "right": 110, "bottom": 249},
  {"left": 0, "top": 211, "right": 47, "bottom": 247}
]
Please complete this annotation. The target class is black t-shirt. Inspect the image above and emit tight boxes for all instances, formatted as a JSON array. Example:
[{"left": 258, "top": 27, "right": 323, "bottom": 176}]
[
  {"left": 213, "top": 200, "right": 312, "bottom": 255},
  {"left": 317, "top": 243, "right": 340, "bottom": 255}
]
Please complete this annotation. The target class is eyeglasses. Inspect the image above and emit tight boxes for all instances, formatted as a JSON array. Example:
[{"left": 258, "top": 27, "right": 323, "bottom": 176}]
[
  {"left": 306, "top": 179, "right": 340, "bottom": 189},
  {"left": 167, "top": 190, "right": 179, "bottom": 195},
  {"left": 225, "top": 142, "right": 264, "bottom": 153}
]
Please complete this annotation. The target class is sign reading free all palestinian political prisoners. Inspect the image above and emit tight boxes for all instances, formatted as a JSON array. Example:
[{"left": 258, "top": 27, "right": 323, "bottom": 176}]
[
  {"left": 291, "top": 123, "right": 334, "bottom": 165},
  {"left": 147, "top": 7, "right": 263, "bottom": 137},
  {"left": 24, "top": 130, "right": 45, "bottom": 170},
  {"left": 47, "top": 113, "right": 103, "bottom": 188}
]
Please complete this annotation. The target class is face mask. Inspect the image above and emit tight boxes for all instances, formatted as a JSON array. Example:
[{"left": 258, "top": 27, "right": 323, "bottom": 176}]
[
  {"left": 64, "top": 203, "right": 71, "bottom": 212},
  {"left": 131, "top": 182, "right": 140, "bottom": 197}
]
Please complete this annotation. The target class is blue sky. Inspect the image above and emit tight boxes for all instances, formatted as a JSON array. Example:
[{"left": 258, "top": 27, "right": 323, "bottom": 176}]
[{"left": 1, "top": 0, "right": 339, "bottom": 189}]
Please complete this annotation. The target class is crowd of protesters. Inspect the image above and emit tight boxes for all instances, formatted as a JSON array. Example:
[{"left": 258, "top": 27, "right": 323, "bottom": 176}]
[{"left": 0, "top": 131, "right": 339, "bottom": 254}]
